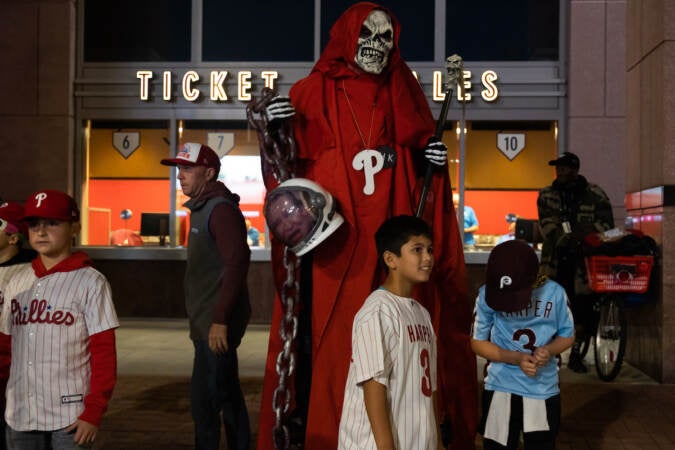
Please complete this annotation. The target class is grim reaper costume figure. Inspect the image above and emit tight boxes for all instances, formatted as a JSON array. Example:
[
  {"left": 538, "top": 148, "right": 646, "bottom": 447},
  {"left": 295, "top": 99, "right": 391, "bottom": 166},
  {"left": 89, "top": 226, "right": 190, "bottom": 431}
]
[{"left": 257, "top": 3, "right": 477, "bottom": 449}]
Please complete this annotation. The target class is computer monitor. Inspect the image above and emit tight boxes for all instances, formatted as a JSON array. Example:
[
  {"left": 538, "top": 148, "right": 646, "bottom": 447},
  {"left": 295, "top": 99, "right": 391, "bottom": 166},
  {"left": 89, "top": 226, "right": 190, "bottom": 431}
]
[
  {"left": 140, "top": 212, "right": 169, "bottom": 245},
  {"left": 515, "top": 218, "right": 543, "bottom": 243}
]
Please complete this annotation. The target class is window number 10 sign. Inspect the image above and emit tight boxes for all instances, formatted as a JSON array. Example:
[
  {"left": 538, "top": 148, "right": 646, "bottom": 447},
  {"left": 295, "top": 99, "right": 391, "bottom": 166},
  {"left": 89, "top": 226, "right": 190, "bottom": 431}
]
[{"left": 496, "top": 132, "right": 526, "bottom": 161}]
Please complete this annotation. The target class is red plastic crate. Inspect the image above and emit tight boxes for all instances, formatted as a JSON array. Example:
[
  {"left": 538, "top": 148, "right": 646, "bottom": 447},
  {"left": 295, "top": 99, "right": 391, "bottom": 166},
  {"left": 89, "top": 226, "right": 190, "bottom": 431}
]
[{"left": 585, "top": 255, "right": 654, "bottom": 293}]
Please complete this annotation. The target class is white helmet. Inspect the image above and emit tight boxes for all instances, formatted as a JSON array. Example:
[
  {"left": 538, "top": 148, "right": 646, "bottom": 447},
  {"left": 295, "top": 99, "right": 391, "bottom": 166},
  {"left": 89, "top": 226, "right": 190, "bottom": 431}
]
[{"left": 264, "top": 178, "right": 344, "bottom": 256}]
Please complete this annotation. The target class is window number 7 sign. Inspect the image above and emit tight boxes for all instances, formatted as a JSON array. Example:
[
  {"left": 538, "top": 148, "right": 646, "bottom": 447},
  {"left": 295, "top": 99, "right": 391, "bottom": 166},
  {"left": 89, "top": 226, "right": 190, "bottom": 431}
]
[
  {"left": 207, "top": 132, "right": 234, "bottom": 158},
  {"left": 496, "top": 132, "right": 526, "bottom": 161}
]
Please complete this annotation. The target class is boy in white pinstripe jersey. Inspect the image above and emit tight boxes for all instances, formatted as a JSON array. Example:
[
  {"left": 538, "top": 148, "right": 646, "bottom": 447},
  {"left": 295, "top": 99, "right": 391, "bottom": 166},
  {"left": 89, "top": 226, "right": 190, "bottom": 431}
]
[
  {"left": 0, "top": 201, "right": 37, "bottom": 450},
  {"left": 338, "top": 215, "right": 443, "bottom": 450},
  {"left": 0, "top": 190, "right": 119, "bottom": 450}
]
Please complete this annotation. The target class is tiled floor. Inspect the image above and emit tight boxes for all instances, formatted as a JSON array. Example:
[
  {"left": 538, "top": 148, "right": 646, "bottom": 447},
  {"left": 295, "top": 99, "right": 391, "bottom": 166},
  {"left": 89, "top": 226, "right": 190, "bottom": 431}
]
[{"left": 97, "top": 318, "right": 674, "bottom": 449}]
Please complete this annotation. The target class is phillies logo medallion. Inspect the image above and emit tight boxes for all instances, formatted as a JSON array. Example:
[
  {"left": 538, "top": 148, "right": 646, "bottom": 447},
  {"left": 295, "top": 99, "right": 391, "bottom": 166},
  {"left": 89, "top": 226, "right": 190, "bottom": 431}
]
[{"left": 352, "top": 149, "right": 384, "bottom": 195}]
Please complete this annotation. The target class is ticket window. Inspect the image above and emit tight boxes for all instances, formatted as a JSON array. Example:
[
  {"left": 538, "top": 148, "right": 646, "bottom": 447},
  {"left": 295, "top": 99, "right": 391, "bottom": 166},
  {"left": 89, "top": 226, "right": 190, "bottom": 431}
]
[
  {"left": 178, "top": 121, "right": 267, "bottom": 248},
  {"left": 445, "top": 120, "right": 557, "bottom": 251},
  {"left": 82, "top": 120, "right": 178, "bottom": 247},
  {"left": 81, "top": 120, "right": 268, "bottom": 249}
]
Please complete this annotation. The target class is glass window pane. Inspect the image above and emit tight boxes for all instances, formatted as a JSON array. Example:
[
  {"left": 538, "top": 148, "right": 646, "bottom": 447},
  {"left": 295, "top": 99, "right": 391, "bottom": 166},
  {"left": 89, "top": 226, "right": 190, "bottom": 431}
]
[
  {"left": 321, "top": 0, "right": 434, "bottom": 62},
  {"left": 84, "top": 0, "right": 191, "bottom": 62},
  {"left": 84, "top": 120, "right": 176, "bottom": 247},
  {"left": 446, "top": 0, "right": 559, "bottom": 61},
  {"left": 180, "top": 121, "right": 267, "bottom": 248},
  {"left": 447, "top": 120, "right": 557, "bottom": 251},
  {"left": 203, "top": 0, "right": 314, "bottom": 61}
]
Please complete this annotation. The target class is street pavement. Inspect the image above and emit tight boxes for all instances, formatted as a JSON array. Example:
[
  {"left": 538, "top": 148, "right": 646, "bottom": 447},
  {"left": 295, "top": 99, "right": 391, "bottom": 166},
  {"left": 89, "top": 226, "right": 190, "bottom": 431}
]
[{"left": 91, "top": 319, "right": 675, "bottom": 449}]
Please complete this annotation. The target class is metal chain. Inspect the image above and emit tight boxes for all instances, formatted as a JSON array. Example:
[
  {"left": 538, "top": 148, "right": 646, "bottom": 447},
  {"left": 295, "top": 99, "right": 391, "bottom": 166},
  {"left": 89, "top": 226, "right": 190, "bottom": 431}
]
[
  {"left": 246, "top": 87, "right": 297, "bottom": 184},
  {"left": 272, "top": 248, "right": 300, "bottom": 450},
  {"left": 246, "top": 90, "right": 301, "bottom": 450}
]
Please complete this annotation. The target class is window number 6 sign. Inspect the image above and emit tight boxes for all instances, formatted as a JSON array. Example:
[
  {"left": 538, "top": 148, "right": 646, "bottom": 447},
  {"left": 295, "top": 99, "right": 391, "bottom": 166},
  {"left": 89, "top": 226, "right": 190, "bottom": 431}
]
[
  {"left": 496, "top": 132, "right": 526, "bottom": 161},
  {"left": 112, "top": 132, "right": 140, "bottom": 159}
]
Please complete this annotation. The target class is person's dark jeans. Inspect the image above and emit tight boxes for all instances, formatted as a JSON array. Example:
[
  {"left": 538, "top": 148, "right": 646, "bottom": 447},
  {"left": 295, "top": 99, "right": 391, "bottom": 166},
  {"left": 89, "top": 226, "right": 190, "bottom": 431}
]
[
  {"left": 191, "top": 340, "right": 250, "bottom": 450},
  {"left": 6, "top": 427, "right": 91, "bottom": 450}
]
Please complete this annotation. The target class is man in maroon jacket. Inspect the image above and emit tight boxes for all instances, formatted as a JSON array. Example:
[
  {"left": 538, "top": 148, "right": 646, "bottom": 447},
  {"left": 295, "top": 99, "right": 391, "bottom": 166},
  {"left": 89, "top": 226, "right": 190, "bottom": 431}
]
[{"left": 162, "top": 143, "right": 252, "bottom": 450}]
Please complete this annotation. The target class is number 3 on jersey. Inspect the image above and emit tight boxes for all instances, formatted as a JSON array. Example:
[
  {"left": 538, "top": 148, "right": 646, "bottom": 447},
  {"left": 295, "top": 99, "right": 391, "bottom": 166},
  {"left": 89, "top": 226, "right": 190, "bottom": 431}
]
[
  {"left": 513, "top": 328, "right": 536, "bottom": 352},
  {"left": 420, "top": 348, "right": 432, "bottom": 397}
]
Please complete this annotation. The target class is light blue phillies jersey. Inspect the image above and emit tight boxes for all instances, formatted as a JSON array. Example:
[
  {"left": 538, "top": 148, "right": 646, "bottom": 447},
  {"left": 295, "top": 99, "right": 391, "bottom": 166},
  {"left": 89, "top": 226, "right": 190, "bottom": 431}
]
[{"left": 472, "top": 278, "right": 574, "bottom": 399}]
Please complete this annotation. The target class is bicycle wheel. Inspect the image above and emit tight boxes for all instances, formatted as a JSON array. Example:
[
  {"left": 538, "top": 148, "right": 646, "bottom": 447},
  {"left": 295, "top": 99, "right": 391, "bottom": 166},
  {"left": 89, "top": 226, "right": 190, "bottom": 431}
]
[{"left": 593, "top": 295, "right": 627, "bottom": 381}]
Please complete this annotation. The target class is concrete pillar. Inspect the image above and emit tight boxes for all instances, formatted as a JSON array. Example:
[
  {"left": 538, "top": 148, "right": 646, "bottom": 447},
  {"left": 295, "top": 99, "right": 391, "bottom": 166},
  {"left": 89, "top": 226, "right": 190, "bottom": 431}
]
[
  {"left": 625, "top": 0, "right": 675, "bottom": 382},
  {"left": 0, "top": 0, "right": 76, "bottom": 203}
]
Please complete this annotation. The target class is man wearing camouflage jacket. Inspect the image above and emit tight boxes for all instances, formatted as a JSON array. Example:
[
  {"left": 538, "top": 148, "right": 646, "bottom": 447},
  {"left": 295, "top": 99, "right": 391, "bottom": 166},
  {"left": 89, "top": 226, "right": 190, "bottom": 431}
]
[{"left": 537, "top": 152, "right": 614, "bottom": 373}]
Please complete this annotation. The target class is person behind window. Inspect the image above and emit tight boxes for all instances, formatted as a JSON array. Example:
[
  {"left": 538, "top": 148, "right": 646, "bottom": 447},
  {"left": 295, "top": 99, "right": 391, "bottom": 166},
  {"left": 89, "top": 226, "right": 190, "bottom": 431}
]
[
  {"left": 472, "top": 240, "right": 574, "bottom": 450},
  {"left": 497, "top": 213, "right": 518, "bottom": 245},
  {"left": 453, "top": 193, "right": 479, "bottom": 249},
  {"left": 160, "top": 143, "right": 252, "bottom": 450},
  {"left": 537, "top": 151, "right": 614, "bottom": 374},
  {"left": 245, "top": 219, "right": 260, "bottom": 247}
]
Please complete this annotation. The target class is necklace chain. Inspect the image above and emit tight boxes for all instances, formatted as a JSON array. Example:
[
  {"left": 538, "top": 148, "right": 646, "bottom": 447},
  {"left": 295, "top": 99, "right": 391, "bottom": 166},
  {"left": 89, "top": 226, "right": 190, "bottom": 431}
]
[{"left": 342, "top": 80, "right": 376, "bottom": 149}]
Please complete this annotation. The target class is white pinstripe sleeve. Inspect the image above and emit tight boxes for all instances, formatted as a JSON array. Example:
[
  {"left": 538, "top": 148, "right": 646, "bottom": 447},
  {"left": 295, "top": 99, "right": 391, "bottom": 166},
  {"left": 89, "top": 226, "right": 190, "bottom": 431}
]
[
  {"left": 0, "top": 266, "right": 28, "bottom": 335},
  {"left": 0, "top": 282, "right": 11, "bottom": 335},
  {"left": 83, "top": 271, "right": 119, "bottom": 335},
  {"left": 353, "top": 315, "right": 385, "bottom": 385}
]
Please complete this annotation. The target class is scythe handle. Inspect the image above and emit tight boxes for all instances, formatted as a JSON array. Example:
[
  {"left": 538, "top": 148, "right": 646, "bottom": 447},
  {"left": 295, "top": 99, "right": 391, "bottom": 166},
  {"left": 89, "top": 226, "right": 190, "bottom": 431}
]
[{"left": 415, "top": 54, "right": 464, "bottom": 218}]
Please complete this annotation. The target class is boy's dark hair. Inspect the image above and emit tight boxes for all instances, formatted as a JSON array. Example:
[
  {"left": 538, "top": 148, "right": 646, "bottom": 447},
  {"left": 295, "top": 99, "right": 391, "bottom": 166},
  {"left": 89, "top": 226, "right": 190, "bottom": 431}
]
[{"left": 375, "top": 215, "right": 432, "bottom": 269}]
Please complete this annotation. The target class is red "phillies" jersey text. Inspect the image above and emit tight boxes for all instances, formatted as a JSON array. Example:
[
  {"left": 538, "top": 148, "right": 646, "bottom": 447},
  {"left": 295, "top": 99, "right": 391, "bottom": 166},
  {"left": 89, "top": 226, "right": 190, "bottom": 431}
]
[{"left": 11, "top": 299, "right": 75, "bottom": 326}]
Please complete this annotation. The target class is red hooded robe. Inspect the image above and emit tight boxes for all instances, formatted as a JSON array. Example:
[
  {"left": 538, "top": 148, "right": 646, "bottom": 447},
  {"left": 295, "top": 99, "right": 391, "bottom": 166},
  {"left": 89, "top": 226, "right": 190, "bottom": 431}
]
[{"left": 257, "top": 3, "right": 477, "bottom": 449}]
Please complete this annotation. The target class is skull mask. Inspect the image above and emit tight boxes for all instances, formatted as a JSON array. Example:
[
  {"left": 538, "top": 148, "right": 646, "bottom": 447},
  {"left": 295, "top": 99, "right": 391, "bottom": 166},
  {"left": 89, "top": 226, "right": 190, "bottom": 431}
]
[{"left": 354, "top": 10, "right": 394, "bottom": 75}]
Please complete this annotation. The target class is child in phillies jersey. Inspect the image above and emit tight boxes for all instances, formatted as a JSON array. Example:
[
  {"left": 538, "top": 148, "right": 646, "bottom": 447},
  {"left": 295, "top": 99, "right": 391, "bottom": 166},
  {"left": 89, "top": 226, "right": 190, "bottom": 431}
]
[
  {"left": 338, "top": 215, "right": 443, "bottom": 450},
  {"left": 471, "top": 240, "right": 575, "bottom": 450},
  {"left": 0, "top": 201, "right": 37, "bottom": 450},
  {"left": 0, "top": 190, "right": 119, "bottom": 450}
]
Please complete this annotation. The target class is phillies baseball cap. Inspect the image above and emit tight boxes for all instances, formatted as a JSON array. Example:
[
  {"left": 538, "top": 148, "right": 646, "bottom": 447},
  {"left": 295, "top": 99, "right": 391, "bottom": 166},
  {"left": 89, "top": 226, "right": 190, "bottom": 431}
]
[
  {"left": 0, "top": 202, "right": 25, "bottom": 235},
  {"left": 160, "top": 142, "right": 221, "bottom": 172},
  {"left": 485, "top": 240, "right": 539, "bottom": 313},
  {"left": 548, "top": 151, "right": 580, "bottom": 169},
  {"left": 22, "top": 190, "right": 80, "bottom": 222}
]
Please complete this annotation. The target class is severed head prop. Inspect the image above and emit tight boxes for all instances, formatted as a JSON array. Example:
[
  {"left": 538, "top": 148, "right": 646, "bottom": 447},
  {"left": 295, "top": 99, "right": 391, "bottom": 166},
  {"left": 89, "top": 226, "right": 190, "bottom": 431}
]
[
  {"left": 354, "top": 10, "right": 394, "bottom": 75},
  {"left": 264, "top": 178, "right": 344, "bottom": 256}
]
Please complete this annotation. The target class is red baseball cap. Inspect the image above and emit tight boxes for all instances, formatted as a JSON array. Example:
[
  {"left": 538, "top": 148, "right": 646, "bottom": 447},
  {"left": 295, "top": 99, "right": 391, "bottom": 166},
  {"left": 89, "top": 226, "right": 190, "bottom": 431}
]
[
  {"left": 0, "top": 202, "right": 25, "bottom": 235},
  {"left": 160, "top": 143, "right": 221, "bottom": 171},
  {"left": 22, "top": 190, "right": 80, "bottom": 222}
]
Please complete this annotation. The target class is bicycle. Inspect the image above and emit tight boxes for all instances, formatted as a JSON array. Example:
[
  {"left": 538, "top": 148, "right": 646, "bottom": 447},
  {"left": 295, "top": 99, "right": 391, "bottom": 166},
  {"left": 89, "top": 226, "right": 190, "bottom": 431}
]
[{"left": 576, "top": 254, "right": 654, "bottom": 381}]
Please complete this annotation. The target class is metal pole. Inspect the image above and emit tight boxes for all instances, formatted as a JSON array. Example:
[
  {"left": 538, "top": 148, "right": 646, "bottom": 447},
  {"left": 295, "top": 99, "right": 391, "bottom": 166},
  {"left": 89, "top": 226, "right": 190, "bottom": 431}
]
[{"left": 458, "top": 107, "right": 466, "bottom": 247}]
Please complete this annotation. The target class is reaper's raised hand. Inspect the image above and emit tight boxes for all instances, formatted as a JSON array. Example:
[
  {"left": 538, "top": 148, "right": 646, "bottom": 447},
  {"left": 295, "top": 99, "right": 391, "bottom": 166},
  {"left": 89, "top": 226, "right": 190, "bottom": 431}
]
[
  {"left": 424, "top": 138, "right": 447, "bottom": 166},
  {"left": 265, "top": 95, "right": 295, "bottom": 126}
]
